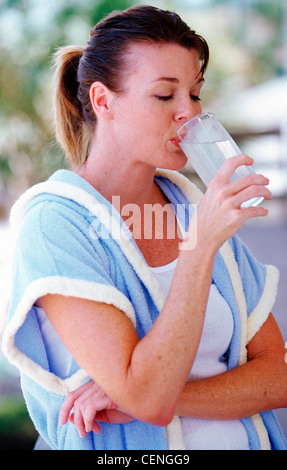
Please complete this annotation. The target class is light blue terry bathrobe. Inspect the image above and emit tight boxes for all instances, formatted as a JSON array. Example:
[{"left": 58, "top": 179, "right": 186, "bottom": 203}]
[{"left": 2, "top": 168, "right": 287, "bottom": 450}]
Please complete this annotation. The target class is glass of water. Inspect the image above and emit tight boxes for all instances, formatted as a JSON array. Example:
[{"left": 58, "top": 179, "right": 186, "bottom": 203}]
[{"left": 176, "top": 112, "right": 264, "bottom": 208}]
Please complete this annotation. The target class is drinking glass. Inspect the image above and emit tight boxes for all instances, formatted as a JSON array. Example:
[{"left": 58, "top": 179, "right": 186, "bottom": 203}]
[{"left": 177, "top": 112, "right": 264, "bottom": 208}]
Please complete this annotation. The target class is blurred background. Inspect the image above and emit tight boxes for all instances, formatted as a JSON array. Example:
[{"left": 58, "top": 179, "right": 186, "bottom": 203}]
[{"left": 0, "top": 0, "right": 286, "bottom": 450}]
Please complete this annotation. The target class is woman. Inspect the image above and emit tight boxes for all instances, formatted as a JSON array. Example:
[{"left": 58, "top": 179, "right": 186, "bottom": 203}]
[{"left": 2, "top": 6, "right": 287, "bottom": 450}]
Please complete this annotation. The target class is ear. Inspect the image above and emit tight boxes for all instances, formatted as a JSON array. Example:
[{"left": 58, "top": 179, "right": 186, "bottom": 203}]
[{"left": 89, "top": 82, "right": 114, "bottom": 120}]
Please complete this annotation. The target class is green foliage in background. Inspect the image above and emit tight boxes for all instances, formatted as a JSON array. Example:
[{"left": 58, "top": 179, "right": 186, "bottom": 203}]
[{"left": 0, "top": 395, "right": 38, "bottom": 449}]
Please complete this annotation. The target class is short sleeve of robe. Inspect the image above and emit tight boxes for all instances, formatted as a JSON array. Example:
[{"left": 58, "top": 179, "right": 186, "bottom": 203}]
[{"left": 2, "top": 193, "right": 136, "bottom": 395}]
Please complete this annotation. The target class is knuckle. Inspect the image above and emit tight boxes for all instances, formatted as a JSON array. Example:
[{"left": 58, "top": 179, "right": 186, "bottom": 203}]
[
  {"left": 220, "top": 185, "right": 230, "bottom": 198},
  {"left": 68, "top": 390, "right": 78, "bottom": 401},
  {"left": 251, "top": 185, "right": 263, "bottom": 196},
  {"left": 73, "top": 398, "right": 82, "bottom": 411},
  {"left": 244, "top": 173, "right": 255, "bottom": 185},
  {"left": 215, "top": 186, "right": 231, "bottom": 205}
]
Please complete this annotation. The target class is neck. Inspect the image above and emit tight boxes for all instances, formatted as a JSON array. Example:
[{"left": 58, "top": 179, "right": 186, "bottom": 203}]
[{"left": 76, "top": 140, "right": 158, "bottom": 211}]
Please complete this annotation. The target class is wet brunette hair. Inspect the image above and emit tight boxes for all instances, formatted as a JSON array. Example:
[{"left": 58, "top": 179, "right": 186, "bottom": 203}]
[{"left": 53, "top": 5, "right": 209, "bottom": 167}]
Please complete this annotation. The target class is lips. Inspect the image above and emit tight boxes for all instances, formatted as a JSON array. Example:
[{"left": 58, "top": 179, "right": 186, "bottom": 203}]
[{"left": 170, "top": 138, "right": 181, "bottom": 148}]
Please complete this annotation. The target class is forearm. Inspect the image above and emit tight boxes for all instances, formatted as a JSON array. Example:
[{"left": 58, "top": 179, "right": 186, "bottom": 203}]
[
  {"left": 176, "top": 344, "right": 287, "bottom": 420},
  {"left": 121, "top": 239, "right": 217, "bottom": 423}
]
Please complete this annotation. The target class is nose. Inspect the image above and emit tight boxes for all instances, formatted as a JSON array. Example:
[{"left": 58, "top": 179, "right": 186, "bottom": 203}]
[{"left": 174, "top": 99, "right": 201, "bottom": 123}]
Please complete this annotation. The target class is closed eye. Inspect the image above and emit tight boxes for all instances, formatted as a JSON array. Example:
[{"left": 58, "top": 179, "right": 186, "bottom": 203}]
[
  {"left": 190, "top": 95, "right": 201, "bottom": 102},
  {"left": 156, "top": 95, "right": 174, "bottom": 101},
  {"left": 156, "top": 94, "right": 201, "bottom": 102}
]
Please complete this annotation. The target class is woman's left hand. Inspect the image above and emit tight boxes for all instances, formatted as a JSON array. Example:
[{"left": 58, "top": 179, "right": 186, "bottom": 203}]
[{"left": 59, "top": 380, "right": 134, "bottom": 438}]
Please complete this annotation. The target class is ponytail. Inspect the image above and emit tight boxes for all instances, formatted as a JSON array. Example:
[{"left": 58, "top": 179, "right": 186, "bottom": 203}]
[{"left": 52, "top": 46, "right": 93, "bottom": 168}]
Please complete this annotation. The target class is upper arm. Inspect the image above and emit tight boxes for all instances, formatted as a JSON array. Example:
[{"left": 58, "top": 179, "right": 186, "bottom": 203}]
[
  {"left": 38, "top": 294, "right": 139, "bottom": 406},
  {"left": 25, "top": 200, "right": 140, "bottom": 401},
  {"left": 247, "top": 313, "right": 287, "bottom": 410},
  {"left": 247, "top": 313, "right": 285, "bottom": 361}
]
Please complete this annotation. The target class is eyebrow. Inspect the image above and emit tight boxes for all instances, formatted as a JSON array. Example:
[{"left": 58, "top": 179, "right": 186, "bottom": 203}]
[{"left": 151, "top": 77, "right": 205, "bottom": 85}]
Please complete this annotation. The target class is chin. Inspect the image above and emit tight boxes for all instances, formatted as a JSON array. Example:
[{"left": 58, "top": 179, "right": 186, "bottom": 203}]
[{"left": 160, "top": 155, "right": 188, "bottom": 172}]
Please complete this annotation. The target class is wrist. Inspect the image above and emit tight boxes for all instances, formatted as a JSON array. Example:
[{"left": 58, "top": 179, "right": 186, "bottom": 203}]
[
  {"left": 179, "top": 228, "right": 218, "bottom": 264},
  {"left": 179, "top": 212, "right": 219, "bottom": 259}
]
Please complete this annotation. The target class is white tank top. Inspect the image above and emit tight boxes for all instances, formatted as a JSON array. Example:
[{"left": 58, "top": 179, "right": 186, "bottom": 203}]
[{"left": 150, "top": 260, "right": 250, "bottom": 449}]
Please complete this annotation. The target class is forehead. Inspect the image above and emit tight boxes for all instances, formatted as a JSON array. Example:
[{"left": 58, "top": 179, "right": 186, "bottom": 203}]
[{"left": 124, "top": 42, "right": 202, "bottom": 83}]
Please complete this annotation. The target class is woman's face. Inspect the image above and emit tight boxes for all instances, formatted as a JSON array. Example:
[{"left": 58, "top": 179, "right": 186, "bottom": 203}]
[{"left": 109, "top": 42, "right": 204, "bottom": 171}]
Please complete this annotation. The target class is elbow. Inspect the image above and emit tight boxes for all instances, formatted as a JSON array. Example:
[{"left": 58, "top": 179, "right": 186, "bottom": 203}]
[
  {"left": 118, "top": 370, "right": 179, "bottom": 426},
  {"left": 153, "top": 410, "right": 175, "bottom": 427},
  {"left": 135, "top": 400, "right": 176, "bottom": 427}
]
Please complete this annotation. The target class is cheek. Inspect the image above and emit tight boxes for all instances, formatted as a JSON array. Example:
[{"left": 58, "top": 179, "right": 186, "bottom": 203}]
[
  {"left": 133, "top": 116, "right": 164, "bottom": 145},
  {"left": 113, "top": 100, "right": 167, "bottom": 150},
  {"left": 114, "top": 119, "right": 155, "bottom": 153}
]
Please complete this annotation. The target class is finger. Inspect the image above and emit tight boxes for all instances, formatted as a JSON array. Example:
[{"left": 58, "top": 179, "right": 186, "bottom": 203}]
[
  {"left": 71, "top": 409, "right": 102, "bottom": 435},
  {"left": 59, "top": 394, "right": 78, "bottom": 425},
  {"left": 71, "top": 410, "right": 102, "bottom": 435},
  {"left": 84, "top": 404, "right": 99, "bottom": 434},
  {"left": 233, "top": 184, "right": 272, "bottom": 209},
  {"left": 72, "top": 386, "right": 100, "bottom": 436},
  {"left": 59, "top": 381, "right": 93, "bottom": 425},
  {"left": 92, "top": 421, "right": 102, "bottom": 434},
  {"left": 215, "top": 154, "right": 254, "bottom": 184},
  {"left": 231, "top": 173, "right": 269, "bottom": 192},
  {"left": 240, "top": 204, "right": 269, "bottom": 221},
  {"left": 229, "top": 174, "right": 270, "bottom": 197},
  {"left": 73, "top": 404, "right": 87, "bottom": 439},
  {"left": 69, "top": 413, "right": 88, "bottom": 437}
]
